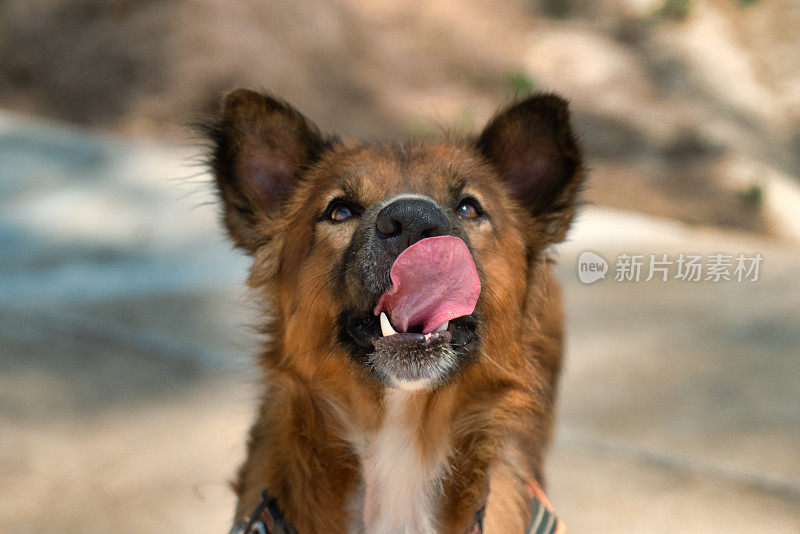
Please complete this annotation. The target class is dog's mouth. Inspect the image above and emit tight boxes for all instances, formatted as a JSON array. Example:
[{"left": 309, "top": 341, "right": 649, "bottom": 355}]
[
  {"left": 343, "top": 236, "right": 481, "bottom": 390},
  {"left": 373, "top": 235, "right": 480, "bottom": 333}
]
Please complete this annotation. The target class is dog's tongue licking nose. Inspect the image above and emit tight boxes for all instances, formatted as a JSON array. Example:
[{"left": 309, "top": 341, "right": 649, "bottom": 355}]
[{"left": 374, "top": 236, "right": 480, "bottom": 334}]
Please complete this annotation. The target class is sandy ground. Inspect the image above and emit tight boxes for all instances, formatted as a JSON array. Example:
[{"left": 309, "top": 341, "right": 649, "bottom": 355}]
[{"left": 2, "top": 111, "right": 799, "bottom": 532}]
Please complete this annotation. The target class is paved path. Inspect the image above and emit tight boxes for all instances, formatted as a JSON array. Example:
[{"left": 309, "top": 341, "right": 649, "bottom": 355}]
[{"left": 1, "top": 113, "right": 798, "bottom": 532}]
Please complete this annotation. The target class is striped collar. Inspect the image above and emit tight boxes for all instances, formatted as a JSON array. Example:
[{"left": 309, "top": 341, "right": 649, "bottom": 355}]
[{"left": 231, "top": 480, "right": 565, "bottom": 534}]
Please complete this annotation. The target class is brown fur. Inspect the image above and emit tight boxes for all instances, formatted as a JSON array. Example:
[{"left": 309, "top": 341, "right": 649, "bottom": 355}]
[{"left": 207, "top": 89, "right": 583, "bottom": 533}]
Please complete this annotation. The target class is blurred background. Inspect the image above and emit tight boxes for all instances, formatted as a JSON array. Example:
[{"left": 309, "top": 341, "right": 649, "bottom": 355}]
[{"left": 1, "top": 0, "right": 798, "bottom": 532}]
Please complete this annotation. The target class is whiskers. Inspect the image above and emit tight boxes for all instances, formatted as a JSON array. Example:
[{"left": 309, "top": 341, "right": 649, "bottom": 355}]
[{"left": 481, "top": 351, "right": 511, "bottom": 377}]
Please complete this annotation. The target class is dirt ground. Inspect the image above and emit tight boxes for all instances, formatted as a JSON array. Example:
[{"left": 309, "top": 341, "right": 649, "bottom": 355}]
[{"left": 2, "top": 0, "right": 799, "bottom": 234}]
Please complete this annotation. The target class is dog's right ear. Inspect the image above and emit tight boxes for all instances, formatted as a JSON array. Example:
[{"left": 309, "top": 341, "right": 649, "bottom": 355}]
[{"left": 207, "top": 89, "right": 326, "bottom": 253}]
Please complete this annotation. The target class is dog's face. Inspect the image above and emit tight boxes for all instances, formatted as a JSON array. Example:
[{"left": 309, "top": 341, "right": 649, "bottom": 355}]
[{"left": 208, "top": 90, "right": 582, "bottom": 390}]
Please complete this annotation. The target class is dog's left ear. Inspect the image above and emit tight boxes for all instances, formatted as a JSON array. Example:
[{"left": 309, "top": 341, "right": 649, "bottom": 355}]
[{"left": 477, "top": 94, "right": 583, "bottom": 243}]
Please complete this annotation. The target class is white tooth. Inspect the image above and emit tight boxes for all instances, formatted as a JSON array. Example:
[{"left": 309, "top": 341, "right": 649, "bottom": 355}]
[
  {"left": 380, "top": 312, "right": 398, "bottom": 337},
  {"left": 435, "top": 321, "right": 449, "bottom": 332}
]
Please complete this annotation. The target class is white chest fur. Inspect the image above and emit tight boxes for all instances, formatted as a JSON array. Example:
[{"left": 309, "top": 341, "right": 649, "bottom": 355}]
[{"left": 358, "top": 390, "right": 445, "bottom": 534}]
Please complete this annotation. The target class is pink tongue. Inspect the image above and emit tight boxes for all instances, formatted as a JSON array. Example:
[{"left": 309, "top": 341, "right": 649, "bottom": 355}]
[{"left": 373, "top": 236, "right": 481, "bottom": 334}]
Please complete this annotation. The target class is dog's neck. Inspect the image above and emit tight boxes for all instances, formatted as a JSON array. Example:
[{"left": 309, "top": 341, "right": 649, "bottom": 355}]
[{"left": 357, "top": 388, "right": 448, "bottom": 534}]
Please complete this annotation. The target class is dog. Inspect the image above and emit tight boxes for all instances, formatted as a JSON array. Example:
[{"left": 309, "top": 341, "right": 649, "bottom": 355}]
[{"left": 206, "top": 88, "right": 583, "bottom": 533}]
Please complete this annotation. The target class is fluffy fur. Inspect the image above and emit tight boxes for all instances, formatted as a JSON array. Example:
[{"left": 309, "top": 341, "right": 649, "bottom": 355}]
[{"left": 206, "top": 88, "right": 583, "bottom": 533}]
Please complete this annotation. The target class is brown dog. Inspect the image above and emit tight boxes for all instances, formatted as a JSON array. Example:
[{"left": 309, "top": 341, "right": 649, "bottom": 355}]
[{"left": 207, "top": 89, "right": 583, "bottom": 534}]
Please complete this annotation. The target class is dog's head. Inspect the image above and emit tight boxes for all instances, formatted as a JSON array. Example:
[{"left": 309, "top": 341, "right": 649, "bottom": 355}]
[{"left": 208, "top": 89, "right": 582, "bottom": 390}]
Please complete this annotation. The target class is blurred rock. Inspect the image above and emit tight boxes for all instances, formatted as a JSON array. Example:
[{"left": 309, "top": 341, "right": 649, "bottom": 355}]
[{"left": 1, "top": 0, "right": 799, "bottom": 235}]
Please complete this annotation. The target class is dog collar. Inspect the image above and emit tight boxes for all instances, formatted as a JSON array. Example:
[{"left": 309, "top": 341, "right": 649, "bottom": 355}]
[{"left": 230, "top": 480, "right": 565, "bottom": 534}]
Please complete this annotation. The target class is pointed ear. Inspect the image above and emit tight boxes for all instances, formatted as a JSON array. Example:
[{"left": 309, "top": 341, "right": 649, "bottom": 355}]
[
  {"left": 207, "top": 89, "right": 327, "bottom": 253},
  {"left": 477, "top": 94, "right": 583, "bottom": 243}
]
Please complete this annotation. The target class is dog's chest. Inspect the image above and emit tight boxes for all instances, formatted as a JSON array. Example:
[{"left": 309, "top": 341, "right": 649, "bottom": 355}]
[{"left": 349, "top": 390, "right": 445, "bottom": 534}]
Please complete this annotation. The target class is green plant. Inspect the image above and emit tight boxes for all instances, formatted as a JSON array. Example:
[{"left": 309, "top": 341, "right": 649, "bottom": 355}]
[
  {"left": 659, "top": 0, "right": 691, "bottom": 21},
  {"left": 739, "top": 183, "right": 764, "bottom": 208},
  {"left": 506, "top": 70, "right": 535, "bottom": 96}
]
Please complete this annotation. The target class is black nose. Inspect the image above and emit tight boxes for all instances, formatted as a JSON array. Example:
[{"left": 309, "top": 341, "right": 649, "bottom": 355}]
[{"left": 375, "top": 198, "right": 451, "bottom": 255}]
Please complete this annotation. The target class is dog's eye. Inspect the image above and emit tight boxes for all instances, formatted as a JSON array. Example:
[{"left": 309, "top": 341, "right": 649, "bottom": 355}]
[
  {"left": 457, "top": 197, "right": 483, "bottom": 219},
  {"left": 331, "top": 205, "right": 352, "bottom": 221},
  {"left": 324, "top": 199, "right": 360, "bottom": 222}
]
